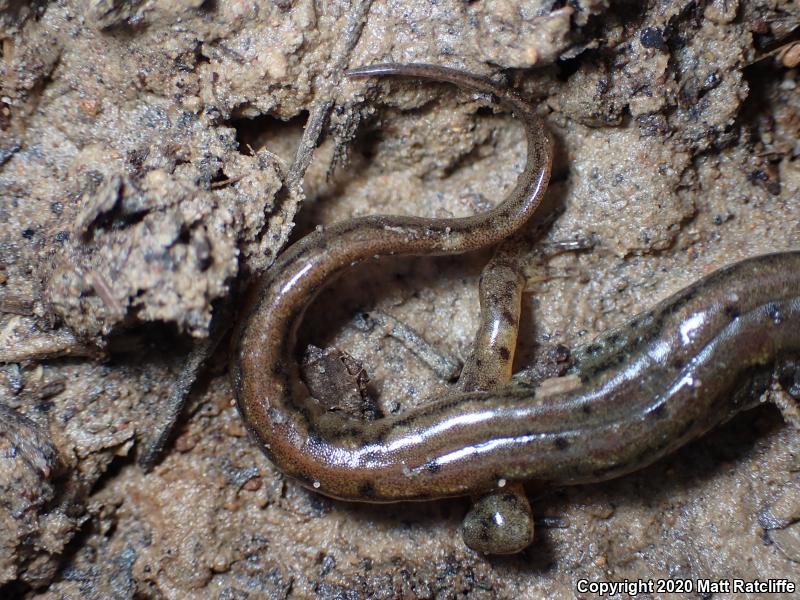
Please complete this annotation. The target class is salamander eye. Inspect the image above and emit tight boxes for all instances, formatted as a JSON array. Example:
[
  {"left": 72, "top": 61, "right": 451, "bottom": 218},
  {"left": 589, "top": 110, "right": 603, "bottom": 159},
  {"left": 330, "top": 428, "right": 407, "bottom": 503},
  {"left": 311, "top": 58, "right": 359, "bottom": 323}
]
[{"left": 461, "top": 486, "right": 534, "bottom": 554}]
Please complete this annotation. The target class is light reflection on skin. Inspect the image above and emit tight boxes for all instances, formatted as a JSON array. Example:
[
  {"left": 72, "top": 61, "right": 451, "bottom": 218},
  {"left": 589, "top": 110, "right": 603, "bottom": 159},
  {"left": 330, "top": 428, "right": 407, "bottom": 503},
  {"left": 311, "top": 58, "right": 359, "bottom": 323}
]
[
  {"left": 647, "top": 338, "right": 672, "bottom": 363},
  {"left": 488, "top": 319, "right": 502, "bottom": 347},
  {"left": 679, "top": 311, "right": 707, "bottom": 346},
  {"left": 280, "top": 262, "right": 313, "bottom": 296},
  {"left": 383, "top": 410, "right": 498, "bottom": 454}
]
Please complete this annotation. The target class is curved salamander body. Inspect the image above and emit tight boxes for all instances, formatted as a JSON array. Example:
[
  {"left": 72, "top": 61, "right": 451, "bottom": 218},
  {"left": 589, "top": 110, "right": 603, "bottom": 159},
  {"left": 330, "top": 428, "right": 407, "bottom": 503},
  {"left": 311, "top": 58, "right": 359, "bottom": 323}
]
[
  {"left": 232, "top": 62, "right": 554, "bottom": 500},
  {"left": 232, "top": 63, "right": 800, "bottom": 547}
]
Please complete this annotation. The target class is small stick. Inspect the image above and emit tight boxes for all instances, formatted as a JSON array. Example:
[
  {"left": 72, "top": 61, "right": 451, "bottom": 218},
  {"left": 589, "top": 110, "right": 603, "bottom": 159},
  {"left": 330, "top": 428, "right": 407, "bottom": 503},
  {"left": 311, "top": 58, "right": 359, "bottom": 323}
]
[{"left": 356, "top": 310, "right": 462, "bottom": 381}]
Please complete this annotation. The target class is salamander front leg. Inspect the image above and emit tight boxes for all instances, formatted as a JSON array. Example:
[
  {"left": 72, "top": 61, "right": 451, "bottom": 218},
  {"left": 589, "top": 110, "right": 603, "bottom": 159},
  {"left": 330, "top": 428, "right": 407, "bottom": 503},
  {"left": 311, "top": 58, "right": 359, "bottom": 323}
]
[{"left": 458, "top": 255, "right": 536, "bottom": 554}]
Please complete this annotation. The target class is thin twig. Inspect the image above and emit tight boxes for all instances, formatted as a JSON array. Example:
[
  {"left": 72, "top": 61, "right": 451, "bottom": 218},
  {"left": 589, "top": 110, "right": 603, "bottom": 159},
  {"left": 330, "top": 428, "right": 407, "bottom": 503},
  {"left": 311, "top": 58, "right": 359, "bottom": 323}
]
[
  {"left": 285, "top": 0, "right": 374, "bottom": 197},
  {"left": 356, "top": 311, "right": 462, "bottom": 381},
  {"left": 137, "top": 333, "right": 216, "bottom": 470}
]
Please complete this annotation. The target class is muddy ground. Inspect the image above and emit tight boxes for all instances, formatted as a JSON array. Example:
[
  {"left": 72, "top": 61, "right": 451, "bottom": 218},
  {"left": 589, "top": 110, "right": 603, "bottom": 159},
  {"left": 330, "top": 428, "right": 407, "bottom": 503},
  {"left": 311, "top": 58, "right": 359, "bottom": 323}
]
[{"left": 1, "top": 0, "right": 799, "bottom": 598}]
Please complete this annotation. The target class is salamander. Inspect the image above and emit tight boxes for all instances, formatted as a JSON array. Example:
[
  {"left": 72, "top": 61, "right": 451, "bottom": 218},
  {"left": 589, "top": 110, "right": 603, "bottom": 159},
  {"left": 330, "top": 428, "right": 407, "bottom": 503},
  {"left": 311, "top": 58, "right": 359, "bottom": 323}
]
[{"left": 231, "top": 63, "right": 800, "bottom": 554}]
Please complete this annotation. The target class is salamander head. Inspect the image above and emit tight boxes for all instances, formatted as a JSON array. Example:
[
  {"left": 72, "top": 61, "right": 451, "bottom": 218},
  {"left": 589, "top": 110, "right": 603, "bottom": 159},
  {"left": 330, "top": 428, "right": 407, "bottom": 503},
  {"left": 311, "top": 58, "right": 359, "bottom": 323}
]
[{"left": 461, "top": 486, "right": 534, "bottom": 554}]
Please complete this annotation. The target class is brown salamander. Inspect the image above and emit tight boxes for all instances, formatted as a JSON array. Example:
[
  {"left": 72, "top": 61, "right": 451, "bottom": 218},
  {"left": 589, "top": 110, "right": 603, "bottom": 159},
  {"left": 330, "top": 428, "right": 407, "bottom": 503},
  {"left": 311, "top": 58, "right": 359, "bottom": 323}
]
[{"left": 232, "top": 63, "right": 800, "bottom": 554}]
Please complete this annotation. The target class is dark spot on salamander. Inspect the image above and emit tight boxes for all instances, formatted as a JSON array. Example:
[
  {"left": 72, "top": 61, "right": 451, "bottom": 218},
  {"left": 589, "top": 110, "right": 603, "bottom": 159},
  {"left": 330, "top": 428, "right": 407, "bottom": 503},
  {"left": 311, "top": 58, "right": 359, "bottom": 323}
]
[
  {"left": 502, "top": 309, "right": 516, "bottom": 324},
  {"left": 498, "top": 347, "right": 510, "bottom": 361},
  {"left": 553, "top": 437, "right": 570, "bottom": 451},
  {"left": 649, "top": 403, "right": 667, "bottom": 419},
  {"left": 552, "top": 344, "right": 570, "bottom": 362},
  {"left": 670, "top": 358, "right": 684, "bottom": 371},
  {"left": 607, "top": 332, "right": 622, "bottom": 345},
  {"left": 586, "top": 344, "right": 602, "bottom": 356},
  {"left": 425, "top": 461, "right": 442, "bottom": 474},
  {"left": 359, "top": 481, "right": 375, "bottom": 498},
  {"left": 725, "top": 305, "right": 740, "bottom": 320},
  {"left": 479, "top": 519, "right": 492, "bottom": 540},
  {"left": 581, "top": 404, "right": 592, "bottom": 415}
]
